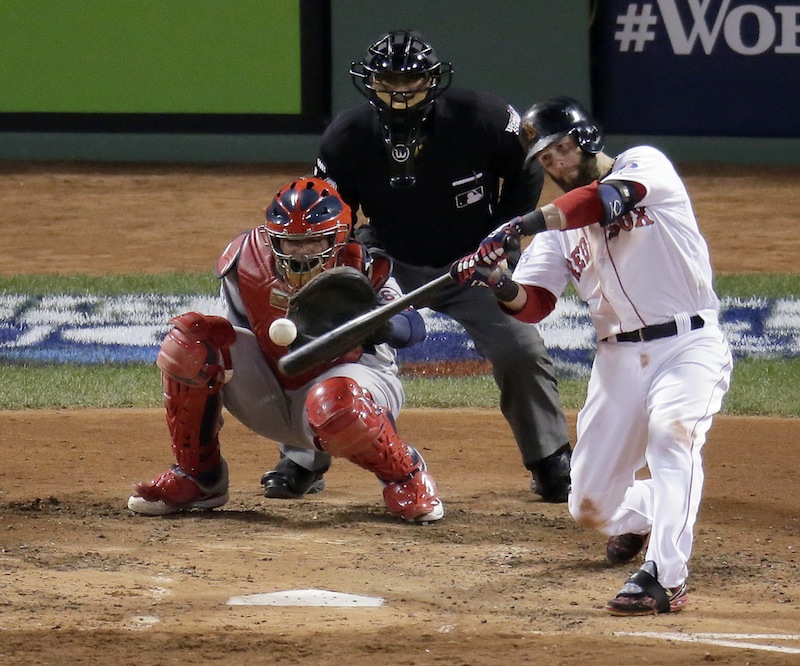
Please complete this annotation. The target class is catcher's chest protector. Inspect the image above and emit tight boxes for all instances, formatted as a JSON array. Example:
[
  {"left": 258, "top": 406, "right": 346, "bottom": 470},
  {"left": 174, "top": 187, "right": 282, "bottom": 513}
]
[{"left": 235, "top": 231, "right": 368, "bottom": 388}]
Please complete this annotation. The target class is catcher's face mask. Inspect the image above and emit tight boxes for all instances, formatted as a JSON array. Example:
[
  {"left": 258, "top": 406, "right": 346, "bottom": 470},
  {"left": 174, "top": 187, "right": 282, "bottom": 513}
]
[{"left": 264, "top": 177, "right": 352, "bottom": 291}]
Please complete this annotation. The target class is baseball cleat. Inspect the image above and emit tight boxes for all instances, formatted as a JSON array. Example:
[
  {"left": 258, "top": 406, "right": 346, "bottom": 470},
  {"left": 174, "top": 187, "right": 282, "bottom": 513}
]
[
  {"left": 381, "top": 449, "right": 444, "bottom": 523},
  {"left": 606, "top": 532, "right": 648, "bottom": 565},
  {"left": 261, "top": 456, "right": 327, "bottom": 499},
  {"left": 604, "top": 560, "right": 688, "bottom": 616},
  {"left": 128, "top": 460, "right": 229, "bottom": 515}
]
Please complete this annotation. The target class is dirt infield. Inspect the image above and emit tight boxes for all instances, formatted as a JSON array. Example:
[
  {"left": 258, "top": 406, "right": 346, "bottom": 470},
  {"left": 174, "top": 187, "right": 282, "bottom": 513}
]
[
  {"left": 2, "top": 161, "right": 799, "bottom": 276},
  {"left": 1, "top": 162, "right": 799, "bottom": 664}
]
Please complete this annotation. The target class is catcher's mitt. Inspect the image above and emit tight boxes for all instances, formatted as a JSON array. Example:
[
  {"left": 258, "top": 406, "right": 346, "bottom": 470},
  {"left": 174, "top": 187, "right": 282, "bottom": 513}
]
[{"left": 286, "top": 266, "right": 378, "bottom": 350}]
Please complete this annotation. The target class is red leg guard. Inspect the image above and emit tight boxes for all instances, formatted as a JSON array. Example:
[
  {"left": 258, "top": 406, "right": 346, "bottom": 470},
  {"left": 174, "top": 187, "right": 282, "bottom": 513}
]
[
  {"left": 157, "top": 312, "right": 235, "bottom": 391},
  {"left": 162, "top": 375, "right": 223, "bottom": 475},
  {"left": 305, "top": 377, "right": 418, "bottom": 483},
  {"left": 156, "top": 312, "right": 234, "bottom": 475}
]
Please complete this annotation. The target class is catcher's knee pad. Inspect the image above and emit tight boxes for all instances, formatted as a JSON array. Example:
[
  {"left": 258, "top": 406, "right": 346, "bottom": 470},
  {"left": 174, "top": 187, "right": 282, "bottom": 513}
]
[
  {"left": 157, "top": 311, "right": 236, "bottom": 392},
  {"left": 306, "top": 376, "right": 418, "bottom": 482}
]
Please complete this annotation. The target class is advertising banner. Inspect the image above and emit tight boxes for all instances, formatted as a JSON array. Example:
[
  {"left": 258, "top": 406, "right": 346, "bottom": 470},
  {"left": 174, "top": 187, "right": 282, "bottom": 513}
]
[{"left": 591, "top": 0, "right": 800, "bottom": 136}]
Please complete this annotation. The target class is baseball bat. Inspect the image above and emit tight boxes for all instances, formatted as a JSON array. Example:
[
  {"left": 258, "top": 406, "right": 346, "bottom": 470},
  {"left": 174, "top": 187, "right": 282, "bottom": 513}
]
[{"left": 278, "top": 272, "right": 452, "bottom": 378}]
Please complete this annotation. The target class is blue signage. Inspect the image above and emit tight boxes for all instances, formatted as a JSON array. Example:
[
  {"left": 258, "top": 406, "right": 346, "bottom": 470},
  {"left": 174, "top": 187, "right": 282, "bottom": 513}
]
[{"left": 591, "top": 1, "right": 800, "bottom": 136}]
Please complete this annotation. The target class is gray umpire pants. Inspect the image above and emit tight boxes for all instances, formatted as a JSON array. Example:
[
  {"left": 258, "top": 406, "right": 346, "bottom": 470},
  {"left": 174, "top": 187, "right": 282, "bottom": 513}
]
[{"left": 392, "top": 260, "right": 570, "bottom": 469}]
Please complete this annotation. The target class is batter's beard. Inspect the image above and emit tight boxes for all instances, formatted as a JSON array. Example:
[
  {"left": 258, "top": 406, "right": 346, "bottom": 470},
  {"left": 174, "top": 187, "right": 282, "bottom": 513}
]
[{"left": 551, "top": 153, "right": 603, "bottom": 192}]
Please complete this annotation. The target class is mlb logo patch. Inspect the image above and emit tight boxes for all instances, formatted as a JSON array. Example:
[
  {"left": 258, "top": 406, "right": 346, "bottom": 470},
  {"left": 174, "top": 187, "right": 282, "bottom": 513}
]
[{"left": 455, "top": 186, "right": 484, "bottom": 208}]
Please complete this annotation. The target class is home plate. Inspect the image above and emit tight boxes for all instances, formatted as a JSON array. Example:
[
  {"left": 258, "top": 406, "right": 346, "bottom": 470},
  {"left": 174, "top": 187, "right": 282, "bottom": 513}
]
[{"left": 226, "top": 589, "right": 385, "bottom": 607}]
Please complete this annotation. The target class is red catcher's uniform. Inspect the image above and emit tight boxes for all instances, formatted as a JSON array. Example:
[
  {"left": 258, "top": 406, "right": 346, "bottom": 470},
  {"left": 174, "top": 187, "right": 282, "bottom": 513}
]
[
  {"left": 127, "top": 174, "right": 443, "bottom": 524},
  {"left": 217, "top": 227, "right": 391, "bottom": 391}
]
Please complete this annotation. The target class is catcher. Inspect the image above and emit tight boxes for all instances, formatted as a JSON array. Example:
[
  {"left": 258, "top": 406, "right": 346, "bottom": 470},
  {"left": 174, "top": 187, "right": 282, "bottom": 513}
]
[{"left": 128, "top": 176, "right": 443, "bottom": 523}]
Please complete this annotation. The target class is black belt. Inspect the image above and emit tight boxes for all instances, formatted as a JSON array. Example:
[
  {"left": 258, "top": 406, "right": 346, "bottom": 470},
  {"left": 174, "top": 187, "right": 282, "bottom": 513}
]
[{"left": 607, "top": 315, "right": 704, "bottom": 343}]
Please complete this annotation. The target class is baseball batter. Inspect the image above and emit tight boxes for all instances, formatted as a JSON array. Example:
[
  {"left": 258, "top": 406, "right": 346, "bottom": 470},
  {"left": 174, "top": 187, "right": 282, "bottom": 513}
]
[
  {"left": 452, "top": 97, "right": 732, "bottom": 615},
  {"left": 128, "top": 176, "right": 443, "bottom": 523}
]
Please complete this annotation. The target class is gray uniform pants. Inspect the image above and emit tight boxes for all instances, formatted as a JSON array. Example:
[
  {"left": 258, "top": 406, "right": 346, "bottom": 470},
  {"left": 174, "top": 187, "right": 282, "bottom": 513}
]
[
  {"left": 222, "top": 327, "right": 405, "bottom": 474},
  {"left": 392, "top": 261, "right": 570, "bottom": 468}
]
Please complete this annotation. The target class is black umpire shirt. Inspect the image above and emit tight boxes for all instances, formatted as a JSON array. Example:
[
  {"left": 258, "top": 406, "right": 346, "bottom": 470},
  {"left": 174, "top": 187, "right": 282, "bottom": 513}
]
[{"left": 314, "top": 88, "right": 544, "bottom": 268}]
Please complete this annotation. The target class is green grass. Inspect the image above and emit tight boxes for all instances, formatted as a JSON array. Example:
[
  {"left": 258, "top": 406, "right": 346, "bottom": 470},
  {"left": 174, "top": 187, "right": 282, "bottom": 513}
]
[
  {"left": 404, "top": 375, "right": 588, "bottom": 410},
  {"left": 1, "top": 360, "right": 798, "bottom": 417},
  {"left": 714, "top": 273, "right": 800, "bottom": 299},
  {"left": 0, "top": 272, "right": 219, "bottom": 296},
  {"left": 2, "top": 271, "right": 799, "bottom": 299},
  {"left": 1, "top": 272, "right": 798, "bottom": 416},
  {"left": 0, "top": 364, "right": 162, "bottom": 409},
  {"left": 721, "top": 357, "right": 800, "bottom": 417}
]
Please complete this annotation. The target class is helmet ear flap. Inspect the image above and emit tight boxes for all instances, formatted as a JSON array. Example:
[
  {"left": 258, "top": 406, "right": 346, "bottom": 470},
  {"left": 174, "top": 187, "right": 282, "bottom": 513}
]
[{"left": 576, "top": 124, "right": 603, "bottom": 154}]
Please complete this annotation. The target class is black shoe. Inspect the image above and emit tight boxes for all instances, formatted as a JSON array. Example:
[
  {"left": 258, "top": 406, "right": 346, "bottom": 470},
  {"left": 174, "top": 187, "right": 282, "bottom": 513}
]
[
  {"left": 529, "top": 444, "right": 571, "bottom": 503},
  {"left": 261, "top": 457, "right": 328, "bottom": 499},
  {"left": 606, "top": 532, "right": 648, "bottom": 565},
  {"left": 605, "top": 560, "right": 688, "bottom": 615}
]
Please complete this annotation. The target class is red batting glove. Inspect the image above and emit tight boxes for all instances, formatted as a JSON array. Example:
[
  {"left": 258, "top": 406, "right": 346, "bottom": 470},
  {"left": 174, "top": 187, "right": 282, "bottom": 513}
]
[
  {"left": 450, "top": 256, "right": 520, "bottom": 302},
  {"left": 450, "top": 253, "right": 479, "bottom": 285}
]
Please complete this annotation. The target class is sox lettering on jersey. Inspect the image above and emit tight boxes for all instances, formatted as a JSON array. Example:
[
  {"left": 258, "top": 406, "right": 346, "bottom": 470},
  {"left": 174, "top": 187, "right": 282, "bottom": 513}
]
[{"left": 606, "top": 208, "right": 656, "bottom": 240}]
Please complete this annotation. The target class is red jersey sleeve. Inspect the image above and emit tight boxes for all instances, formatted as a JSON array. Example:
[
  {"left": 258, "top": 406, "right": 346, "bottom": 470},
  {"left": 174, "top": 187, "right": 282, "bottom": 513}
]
[{"left": 500, "top": 284, "right": 557, "bottom": 323}]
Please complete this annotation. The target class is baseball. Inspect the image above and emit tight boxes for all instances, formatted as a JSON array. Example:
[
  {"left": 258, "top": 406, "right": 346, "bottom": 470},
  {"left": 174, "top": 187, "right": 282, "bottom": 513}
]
[{"left": 269, "top": 318, "right": 297, "bottom": 346}]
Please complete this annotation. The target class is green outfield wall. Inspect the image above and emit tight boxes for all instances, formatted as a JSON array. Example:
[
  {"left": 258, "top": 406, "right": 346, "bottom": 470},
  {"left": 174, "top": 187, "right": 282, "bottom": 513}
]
[{"left": 1, "top": 0, "right": 797, "bottom": 165}]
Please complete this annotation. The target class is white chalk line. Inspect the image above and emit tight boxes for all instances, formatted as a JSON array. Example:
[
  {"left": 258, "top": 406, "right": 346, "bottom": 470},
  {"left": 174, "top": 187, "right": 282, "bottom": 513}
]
[{"left": 614, "top": 632, "right": 800, "bottom": 655}]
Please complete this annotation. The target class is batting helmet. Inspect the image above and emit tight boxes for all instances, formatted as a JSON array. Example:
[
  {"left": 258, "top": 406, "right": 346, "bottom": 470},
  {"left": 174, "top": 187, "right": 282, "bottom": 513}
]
[
  {"left": 264, "top": 177, "right": 352, "bottom": 291},
  {"left": 520, "top": 96, "right": 603, "bottom": 161},
  {"left": 350, "top": 29, "right": 452, "bottom": 151}
]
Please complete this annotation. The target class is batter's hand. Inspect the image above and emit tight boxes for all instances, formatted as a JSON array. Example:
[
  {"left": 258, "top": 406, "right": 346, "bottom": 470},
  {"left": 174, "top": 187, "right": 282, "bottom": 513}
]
[
  {"left": 450, "top": 252, "right": 478, "bottom": 285},
  {"left": 475, "top": 210, "right": 548, "bottom": 266},
  {"left": 474, "top": 220, "right": 521, "bottom": 266},
  {"left": 449, "top": 256, "right": 520, "bottom": 302}
]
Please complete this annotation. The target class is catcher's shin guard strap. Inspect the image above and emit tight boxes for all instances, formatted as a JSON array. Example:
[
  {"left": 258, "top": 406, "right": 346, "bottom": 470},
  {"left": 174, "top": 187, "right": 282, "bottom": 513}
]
[{"left": 306, "top": 377, "right": 417, "bottom": 482}]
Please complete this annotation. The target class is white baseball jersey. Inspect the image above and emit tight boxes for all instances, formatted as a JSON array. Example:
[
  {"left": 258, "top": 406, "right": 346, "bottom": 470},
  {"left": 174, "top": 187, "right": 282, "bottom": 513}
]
[{"left": 514, "top": 145, "right": 720, "bottom": 339}]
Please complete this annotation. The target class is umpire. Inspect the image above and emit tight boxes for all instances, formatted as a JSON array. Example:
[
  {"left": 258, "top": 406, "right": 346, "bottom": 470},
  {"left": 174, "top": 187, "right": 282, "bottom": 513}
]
[{"left": 313, "top": 29, "right": 571, "bottom": 501}]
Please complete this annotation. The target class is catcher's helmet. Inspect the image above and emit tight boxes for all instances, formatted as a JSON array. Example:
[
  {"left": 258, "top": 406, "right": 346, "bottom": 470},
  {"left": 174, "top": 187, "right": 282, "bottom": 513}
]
[
  {"left": 520, "top": 96, "right": 603, "bottom": 161},
  {"left": 264, "top": 177, "right": 351, "bottom": 291},
  {"left": 350, "top": 29, "right": 452, "bottom": 160}
]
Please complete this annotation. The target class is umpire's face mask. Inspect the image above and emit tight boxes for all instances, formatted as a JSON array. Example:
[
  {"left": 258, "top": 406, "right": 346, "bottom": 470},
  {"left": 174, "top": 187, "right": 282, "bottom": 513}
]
[
  {"left": 372, "top": 73, "right": 432, "bottom": 111},
  {"left": 370, "top": 74, "right": 437, "bottom": 189}
]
